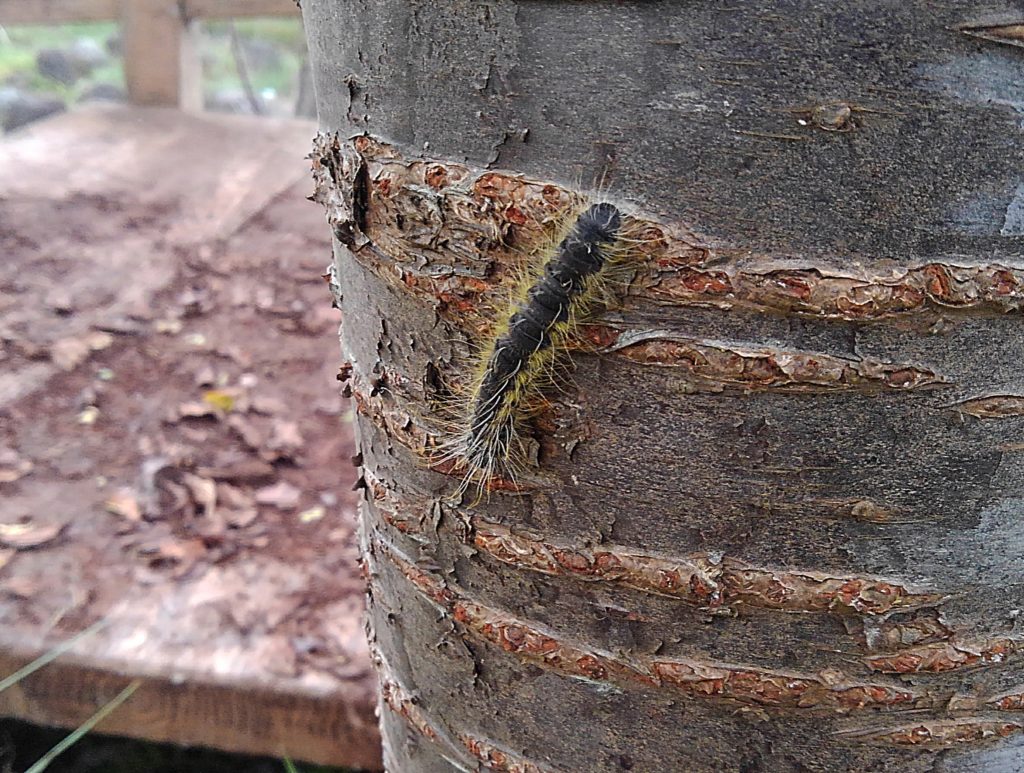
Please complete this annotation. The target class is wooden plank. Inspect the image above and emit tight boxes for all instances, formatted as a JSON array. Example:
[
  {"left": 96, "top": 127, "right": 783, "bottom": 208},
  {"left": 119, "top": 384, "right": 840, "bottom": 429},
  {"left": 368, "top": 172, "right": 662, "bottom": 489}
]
[
  {"left": 0, "top": 105, "right": 381, "bottom": 769},
  {"left": 0, "top": 649, "right": 381, "bottom": 770},
  {"left": 0, "top": 0, "right": 117, "bottom": 24},
  {"left": 184, "top": 0, "right": 298, "bottom": 19},
  {"left": 0, "top": 0, "right": 295, "bottom": 24},
  {"left": 121, "top": 0, "right": 201, "bottom": 110}
]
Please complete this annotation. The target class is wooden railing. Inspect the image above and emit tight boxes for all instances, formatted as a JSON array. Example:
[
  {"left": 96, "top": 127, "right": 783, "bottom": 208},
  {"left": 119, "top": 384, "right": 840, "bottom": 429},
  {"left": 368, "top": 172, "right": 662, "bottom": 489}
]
[{"left": 0, "top": 0, "right": 298, "bottom": 110}]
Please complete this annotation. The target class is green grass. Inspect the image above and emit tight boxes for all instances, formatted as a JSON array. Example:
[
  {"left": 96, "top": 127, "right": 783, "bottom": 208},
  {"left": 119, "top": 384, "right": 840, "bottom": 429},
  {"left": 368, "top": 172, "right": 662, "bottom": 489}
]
[
  {"left": 1, "top": 21, "right": 118, "bottom": 58},
  {"left": 23, "top": 681, "right": 141, "bottom": 773},
  {"left": 202, "top": 19, "right": 306, "bottom": 106},
  {"left": 0, "top": 620, "right": 109, "bottom": 694}
]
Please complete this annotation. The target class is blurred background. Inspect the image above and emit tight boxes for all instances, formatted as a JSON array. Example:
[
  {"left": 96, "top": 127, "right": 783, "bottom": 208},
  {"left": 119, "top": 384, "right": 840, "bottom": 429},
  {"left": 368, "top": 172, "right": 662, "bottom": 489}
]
[
  {"left": 0, "top": 3, "right": 377, "bottom": 772},
  {"left": 1, "top": 13, "right": 315, "bottom": 133}
]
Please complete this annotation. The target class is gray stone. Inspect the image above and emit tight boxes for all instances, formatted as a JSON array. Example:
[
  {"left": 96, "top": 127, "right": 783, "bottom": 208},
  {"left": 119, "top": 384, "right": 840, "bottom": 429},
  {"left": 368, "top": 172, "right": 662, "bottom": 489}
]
[
  {"left": 36, "top": 48, "right": 78, "bottom": 86},
  {"left": 0, "top": 88, "right": 65, "bottom": 132},
  {"left": 67, "top": 38, "right": 109, "bottom": 73},
  {"left": 78, "top": 83, "right": 126, "bottom": 103},
  {"left": 104, "top": 33, "right": 122, "bottom": 57},
  {"left": 204, "top": 88, "right": 254, "bottom": 114}
]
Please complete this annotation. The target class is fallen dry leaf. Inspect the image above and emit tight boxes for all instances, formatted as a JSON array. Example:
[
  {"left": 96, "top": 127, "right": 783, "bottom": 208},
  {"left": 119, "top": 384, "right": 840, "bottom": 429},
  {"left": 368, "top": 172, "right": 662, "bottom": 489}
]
[
  {"left": 954, "top": 395, "right": 1024, "bottom": 419},
  {"left": 216, "top": 483, "right": 253, "bottom": 510},
  {"left": 199, "top": 459, "right": 276, "bottom": 483},
  {"left": 161, "top": 479, "right": 191, "bottom": 515},
  {"left": 50, "top": 337, "right": 91, "bottom": 370},
  {"left": 104, "top": 489, "right": 142, "bottom": 522},
  {"left": 139, "top": 458, "right": 193, "bottom": 518},
  {"left": 227, "top": 414, "right": 265, "bottom": 450},
  {"left": 251, "top": 395, "right": 288, "bottom": 415},
  {"left": 0, "top": 447, "right": 33, "bottom": 483},
  {"left": 267, "top": 420, "right": 304, "bottom": 458},
  {"left": 203, "top": 388, "right": 240, "bottom": 413},
  {"left": 173, "top": 401, "right": 220, "bottom": 420},
  {"left": 154, "top": 318, "right": 183, "bottom": 334},
  {"left": 255, "top": 480, "right": 301, "bottom": 509},
  {"left": 184, "top": 473, "right": 226, "bottom": 536},
  {"left": 139, "top": 457, "right": 177, "bottom": 516},
  {"left": 0, "top": 575, "right": 39, "bottom": 598},
  {"left": 226, "top": 508, "right": 259, "bottom": 529},
  {"left": 194, "top": 365, "right": 217, "bottom": 387},
  {"left": 182, "top": 473, "right": 217, "bottom": 516},
  {"left": 77, "top": 406, "right": 100, "bottom": 425},
  {"left": 85, "top": 331, "right": 114, "bottom": 351},
  {"left": 298, "top": 505, "right": 325, "bottom": 523},
  {"left": 139, "top": 536, "right": 206, "bottom": 578},
  {"left": 0, "top": 521, "right": 64, "bottom": 549}
]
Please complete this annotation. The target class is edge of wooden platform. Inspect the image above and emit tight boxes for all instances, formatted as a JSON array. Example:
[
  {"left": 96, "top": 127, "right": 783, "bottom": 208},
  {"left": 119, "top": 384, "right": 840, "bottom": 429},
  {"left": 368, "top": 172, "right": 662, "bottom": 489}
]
[{"left": 0, "top": 642, "right": 382, "bottom": 770}]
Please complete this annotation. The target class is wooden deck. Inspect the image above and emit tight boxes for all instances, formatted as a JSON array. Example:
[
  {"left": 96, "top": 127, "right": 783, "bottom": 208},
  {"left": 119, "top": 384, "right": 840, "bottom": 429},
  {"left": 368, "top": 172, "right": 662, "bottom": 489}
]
[{"left": 0, "top": 106, "right": 381, "bottom": 770}]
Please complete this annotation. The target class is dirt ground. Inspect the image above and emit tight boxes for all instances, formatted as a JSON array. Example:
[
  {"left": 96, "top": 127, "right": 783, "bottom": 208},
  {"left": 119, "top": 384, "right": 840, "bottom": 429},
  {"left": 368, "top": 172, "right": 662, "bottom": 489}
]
[{"left": 0, "top": 108, "right": 376, "bottom": 770}]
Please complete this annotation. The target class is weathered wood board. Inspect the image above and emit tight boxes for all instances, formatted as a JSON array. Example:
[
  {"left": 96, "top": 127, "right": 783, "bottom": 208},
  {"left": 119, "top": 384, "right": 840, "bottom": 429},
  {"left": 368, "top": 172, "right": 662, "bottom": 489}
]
[{"left": 0, "top": 106, "right": 380, "bottom": 770}]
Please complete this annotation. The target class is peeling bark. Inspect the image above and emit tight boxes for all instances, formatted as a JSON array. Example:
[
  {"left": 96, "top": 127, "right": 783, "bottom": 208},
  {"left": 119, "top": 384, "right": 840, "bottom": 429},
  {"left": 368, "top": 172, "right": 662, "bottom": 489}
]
[
  {"left": 471, "top": 519, "right": 942, "bottom": 617},
  {"left": 304, "top": 2, "right": 1024, "bottom": 770},
  {"left": 590, "top": 326, "right": 947, "bottom": 393},
  {"left": 865, "top": 637, "right": 1022, "bottom": 675},
  {"left": 647, "top": 264, "right": 1024, "bottom": 321},
  {"left": 374, "top": 534, "right": 936, "bottom": 716},
  {"left": 836, "top": 720, "right": 1024, "bottom": 749}
]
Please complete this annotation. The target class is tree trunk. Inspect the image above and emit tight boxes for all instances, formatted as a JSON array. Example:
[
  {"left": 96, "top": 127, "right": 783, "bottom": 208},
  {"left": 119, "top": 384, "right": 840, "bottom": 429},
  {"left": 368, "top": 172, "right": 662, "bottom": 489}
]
[{"left": 303, "top": 2, "right": 1024, "bottom": 770}]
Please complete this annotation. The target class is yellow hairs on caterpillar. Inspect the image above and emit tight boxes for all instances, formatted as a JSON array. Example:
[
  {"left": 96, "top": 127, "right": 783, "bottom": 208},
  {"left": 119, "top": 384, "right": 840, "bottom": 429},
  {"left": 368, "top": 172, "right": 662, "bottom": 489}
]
[{"left": 432, "top": 200, "right": 633, "bottom": 500}]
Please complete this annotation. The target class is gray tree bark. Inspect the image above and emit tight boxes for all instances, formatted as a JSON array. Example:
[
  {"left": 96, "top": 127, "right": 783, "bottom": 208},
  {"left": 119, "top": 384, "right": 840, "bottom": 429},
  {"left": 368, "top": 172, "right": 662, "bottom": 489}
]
[{"left": 303, "top": 2, "right": 1024, "bottom": 770}]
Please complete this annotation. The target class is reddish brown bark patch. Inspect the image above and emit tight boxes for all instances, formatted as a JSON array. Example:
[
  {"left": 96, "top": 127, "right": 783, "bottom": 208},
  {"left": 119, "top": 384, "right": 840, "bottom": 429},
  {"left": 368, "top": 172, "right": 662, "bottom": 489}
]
[
  {"left": 590, "top": 327, "right": 946, "bottom": 392},
  {"left": 647, "top": 264, "right": 1024, "bottom": 320}
]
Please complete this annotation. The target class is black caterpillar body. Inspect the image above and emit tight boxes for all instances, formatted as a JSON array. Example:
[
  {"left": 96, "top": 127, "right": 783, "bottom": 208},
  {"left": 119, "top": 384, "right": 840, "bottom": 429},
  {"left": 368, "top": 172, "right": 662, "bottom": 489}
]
[{"left": 461, "top": 202, "right": 622, "bottom": 486}]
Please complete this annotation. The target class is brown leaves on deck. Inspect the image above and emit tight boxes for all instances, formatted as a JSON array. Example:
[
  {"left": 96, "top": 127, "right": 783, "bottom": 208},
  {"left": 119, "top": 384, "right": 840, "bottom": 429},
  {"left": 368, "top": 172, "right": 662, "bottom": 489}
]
[{"left": 0, "top": 521, "right": 64, "bottom": 550}]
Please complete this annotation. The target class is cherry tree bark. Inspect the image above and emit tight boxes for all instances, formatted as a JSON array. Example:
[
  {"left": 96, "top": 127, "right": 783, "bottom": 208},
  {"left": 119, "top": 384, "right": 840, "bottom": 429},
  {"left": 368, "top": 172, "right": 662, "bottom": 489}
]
[{"left": 303, "top": 2, "right": 1024, "bottom": 770}]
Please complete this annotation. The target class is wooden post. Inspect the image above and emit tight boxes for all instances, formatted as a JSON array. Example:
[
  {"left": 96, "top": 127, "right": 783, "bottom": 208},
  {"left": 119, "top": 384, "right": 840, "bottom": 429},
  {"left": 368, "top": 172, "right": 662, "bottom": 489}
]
[{"left": 121, "top": 0, "right": 202, "bottom": 111}]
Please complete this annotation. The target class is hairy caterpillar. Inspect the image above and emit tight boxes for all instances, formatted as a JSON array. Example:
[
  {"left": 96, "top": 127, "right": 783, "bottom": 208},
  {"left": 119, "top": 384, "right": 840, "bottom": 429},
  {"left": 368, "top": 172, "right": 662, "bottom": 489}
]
[{"left": 440, "top": 201, "right": 623, "bottom": 496}]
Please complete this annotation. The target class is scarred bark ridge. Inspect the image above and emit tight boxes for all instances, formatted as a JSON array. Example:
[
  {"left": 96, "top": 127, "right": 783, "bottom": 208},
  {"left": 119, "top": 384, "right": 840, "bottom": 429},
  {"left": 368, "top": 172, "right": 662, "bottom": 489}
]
[
  {"left": 367, "top": 526, "right": 1024, "bottom": 751},
  {"left": 311, "top": 133, "right": 1024, "bottom": 331}
]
